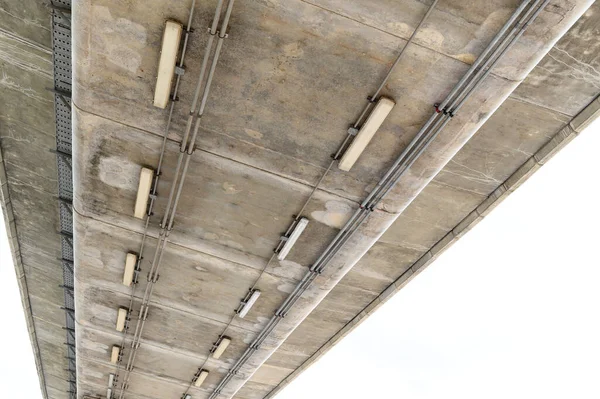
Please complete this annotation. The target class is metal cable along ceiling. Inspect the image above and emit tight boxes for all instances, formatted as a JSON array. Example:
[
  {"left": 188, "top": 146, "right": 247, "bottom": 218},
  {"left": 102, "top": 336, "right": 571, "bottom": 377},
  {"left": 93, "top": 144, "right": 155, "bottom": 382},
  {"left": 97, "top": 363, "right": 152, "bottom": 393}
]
[
  {"left": 50, "top": 0, "right": 75, "bottom": 398},
  {"left": 100, "top": 0, "right": 550, "bottom": 398}
]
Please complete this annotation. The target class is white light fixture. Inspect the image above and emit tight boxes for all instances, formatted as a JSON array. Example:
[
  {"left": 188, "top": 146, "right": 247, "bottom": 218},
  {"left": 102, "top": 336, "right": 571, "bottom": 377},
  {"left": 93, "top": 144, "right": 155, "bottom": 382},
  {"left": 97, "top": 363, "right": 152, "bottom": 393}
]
[
  {"left": 184, "top": 395, "right": 191, "bottom": 399},
  {"left": 134, "top": 167, "right": 154, "bottom": 219},
  {"left": 193, "top": 369, "right": 209, "bottom": 388},
  {"left": 277, "top": 218, "right": 309, "bottom": 261},
  {"left": 108, "top": 373, "right": 115, "bottom": 387},
  {"left": 116, "top": 307, "right": 128, "bottom": 332},
  {"left": 238, "top": 289, "right": 261, "bottom": 318},
  {"left": 338, "top": 97, "right": 396, "bottom": 171},
  {"left": 110, "top": 345, "right": 120, "bottom": 364},
  {"left": 212, "top": 336, "right": 231, "bottom": 359},
  {"left": 106, "top": 388, "right": 112, "bottom": 399},
  {"left": 122, "top": 253, "right": 138, "bottom": 287},
  {"left": 153, "top": 20, "right": 183, "bottom": 108}
]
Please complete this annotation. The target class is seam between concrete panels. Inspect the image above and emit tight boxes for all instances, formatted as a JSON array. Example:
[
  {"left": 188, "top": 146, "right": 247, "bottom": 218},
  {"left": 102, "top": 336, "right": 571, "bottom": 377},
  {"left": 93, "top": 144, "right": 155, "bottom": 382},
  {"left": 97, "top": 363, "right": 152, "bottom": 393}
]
[
  {"left": 262, "top": 94, "right": 600, "bottom": 399},
  {"left": 0, "top": 142, "right": 49, "bottom": 399}
]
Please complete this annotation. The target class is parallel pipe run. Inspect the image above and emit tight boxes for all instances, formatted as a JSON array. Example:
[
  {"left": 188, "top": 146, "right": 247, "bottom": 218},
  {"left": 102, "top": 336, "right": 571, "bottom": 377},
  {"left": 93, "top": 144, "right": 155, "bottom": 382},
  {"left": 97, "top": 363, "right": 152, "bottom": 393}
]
[
  {"left": 368, "top": 0, "right": 550, "bottom": 208},
  {"left": 115, "top": 1, "right": 238, "bottom": 398},
  {"left": 110, "top": 0, "right": 197, "bottom": 393},
  {"left": 207, "top": 1, "right": 548, "bottom": 398}
]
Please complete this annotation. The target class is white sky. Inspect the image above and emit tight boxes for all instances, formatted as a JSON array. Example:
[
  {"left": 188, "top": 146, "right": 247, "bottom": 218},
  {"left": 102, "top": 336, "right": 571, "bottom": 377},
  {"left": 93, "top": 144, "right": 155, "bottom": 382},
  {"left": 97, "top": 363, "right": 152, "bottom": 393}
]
[{"left": 0, "top": 119, "right": 598, "bottom": 398}]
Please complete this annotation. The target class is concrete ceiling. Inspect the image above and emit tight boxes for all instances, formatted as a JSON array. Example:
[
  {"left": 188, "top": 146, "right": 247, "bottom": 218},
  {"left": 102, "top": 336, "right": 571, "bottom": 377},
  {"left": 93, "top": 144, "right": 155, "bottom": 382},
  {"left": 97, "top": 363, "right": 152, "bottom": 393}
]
[{"left": 1, "top": 1, "right": 599, "bottom": 399}]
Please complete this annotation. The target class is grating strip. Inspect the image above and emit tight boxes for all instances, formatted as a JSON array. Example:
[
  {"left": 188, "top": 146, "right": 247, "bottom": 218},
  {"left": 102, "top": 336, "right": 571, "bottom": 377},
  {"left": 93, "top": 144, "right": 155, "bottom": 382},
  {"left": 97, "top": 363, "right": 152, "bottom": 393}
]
[{"left": 51, "top": 3, "right": 75, "bottom": 398}]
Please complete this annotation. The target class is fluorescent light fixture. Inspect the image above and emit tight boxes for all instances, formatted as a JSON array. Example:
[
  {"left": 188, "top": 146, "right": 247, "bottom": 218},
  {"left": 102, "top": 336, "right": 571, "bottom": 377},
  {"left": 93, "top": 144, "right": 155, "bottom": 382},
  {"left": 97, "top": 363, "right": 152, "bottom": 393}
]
[
  {"left": 110, "top": 345, "right": 120, "bottom": 364},
  {"left": 108, "top": 373, "right": 115, "bottom": 387},
  {"left": 238, "top": 289, "right": 261, "bottom": 318},
  {"left": 277, "top": 218, "right": 309, "bottom": 261},
  {"left": 123, "top": 253, "right": 137, "bottom": 286},
  {"left": 116, "top": 307, "right": 128, "bottom": 332},
  {"left": 212, "top": 336, "right": 231, "bottom": 359},
  {"left": 153, "top": 20, "right": 183, "bottom": 108},
  {"left": 106, "top": 388, "right": 112, "bottom": 399},
  {"left": 134, "top": 167, "right": 153, "bottom": 219},
  {"left": 193, "top": 369, "right": 209, "bottom": 388},
  {"left": 338, "top": 97, "right": 396, "bottom": 171}
]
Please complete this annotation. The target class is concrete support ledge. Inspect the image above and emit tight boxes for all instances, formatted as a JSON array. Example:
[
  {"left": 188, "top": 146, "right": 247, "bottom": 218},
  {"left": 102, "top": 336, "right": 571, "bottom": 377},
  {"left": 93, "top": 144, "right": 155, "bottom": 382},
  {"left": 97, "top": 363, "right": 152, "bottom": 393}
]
[
  {"left": 0, "top": 143, "right": 49, "bottom": 399},
  {"left": 263, "top": 93, "right": 600, "bottom": 399}
]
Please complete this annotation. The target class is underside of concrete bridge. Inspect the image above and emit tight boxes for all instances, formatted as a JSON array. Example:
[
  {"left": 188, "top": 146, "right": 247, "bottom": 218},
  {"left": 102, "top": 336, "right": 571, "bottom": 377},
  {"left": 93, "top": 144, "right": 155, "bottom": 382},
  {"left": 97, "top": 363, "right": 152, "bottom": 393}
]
[{"left": 1, "top": 1, "right": 599, "bottom": 399}]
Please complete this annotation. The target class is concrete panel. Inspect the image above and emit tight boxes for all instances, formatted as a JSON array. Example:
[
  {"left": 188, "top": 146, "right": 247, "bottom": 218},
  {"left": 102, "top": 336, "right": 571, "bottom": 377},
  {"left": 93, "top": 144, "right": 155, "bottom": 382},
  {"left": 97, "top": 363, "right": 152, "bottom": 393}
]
[
  {"left": 38, "top": 339, "right": 70, "bottom": 381},
  {"left": 72, "top": 107, "right": 356, "bottom": 263},
  {"left": 0, "top": 1, "right": 52, "bottom": 46}
]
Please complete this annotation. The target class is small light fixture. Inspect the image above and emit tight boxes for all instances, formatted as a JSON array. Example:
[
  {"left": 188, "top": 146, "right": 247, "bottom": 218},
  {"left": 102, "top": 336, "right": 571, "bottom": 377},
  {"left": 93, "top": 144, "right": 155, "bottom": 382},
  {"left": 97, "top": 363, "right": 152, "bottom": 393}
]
[
  {"left": 238, "top": 289, "right": 261, "bottom": 319},
  {"left": 193, "top": 369, "right": 209, "bottom": 388},
  {"left": 123, "top": 253, "right": 138, "bottom": 287},
  {"left": 212, "top": 336, "right": 231, "bottom": 359},
  {"left": 110, "top": 345, "right": 121, "bottom": 364},
  {"left": 277, "top": 218, "right": 309, "bottom": 261},
  {"left": 108, "top": 373, "right": 115, "bottom": 387},
  {"left": 106, "top": 388, "right": 112, "bottom": 399},
  {"left": 134, "top": 167, "right": 154, "bottom": 219},
  {"left": 153, "top": 20, "right": 183, "bottom": 109},
  {"left": 338, "top": 97, "right": 396, "bottom": 171},
  {"left": 184, "top": 395, "right": 191, "bottom": 399},
  {"left": 116, "top": 307, "right": 128, "bottom": 332}
]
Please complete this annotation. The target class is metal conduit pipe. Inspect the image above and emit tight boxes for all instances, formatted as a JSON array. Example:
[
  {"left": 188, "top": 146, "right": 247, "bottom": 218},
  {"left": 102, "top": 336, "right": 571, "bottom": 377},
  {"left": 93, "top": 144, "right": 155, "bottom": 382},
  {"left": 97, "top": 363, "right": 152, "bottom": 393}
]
[
  {"left": 206, "top": 1, "right": 550, "bottom": 397},
  {"left": 111, "top": 0, "right": 199, "bottom": 391},
  {"left": 116, "top": 1, "right": 238, "bottom": 397},
  {"left": 158, "top": 0, "right": 225, "bottom": 234},
  {"left": 437, "top": 0, "right": 533, "bottom": 111},
  {"left": 362, "top": 1, "right": 538, "bottom": 209},
  {"left": 159, "top": 0, "right": 234, "bottom": 241},
  {"left": 448, "top": 0, "right": 544, "bottom": 113},
  {"left": 451, "top": 0, "right": 550, "bottom": 114},
  {"left": 361, "top": 0, "right": 536, "bottom": 208},
  {"left": 311, "top": 208, "right": 371, "bottom": 274},
  {"left": 368, "top": 0, "right": 549, "bottom": 207}
]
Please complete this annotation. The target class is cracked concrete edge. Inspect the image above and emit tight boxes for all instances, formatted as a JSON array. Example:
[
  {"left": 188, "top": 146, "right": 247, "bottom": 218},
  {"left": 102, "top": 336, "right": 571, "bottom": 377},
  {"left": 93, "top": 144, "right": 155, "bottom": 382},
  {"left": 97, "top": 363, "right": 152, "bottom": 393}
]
[
  {"left": 0, "top": 142, "right": 50, "bottom": 399},
  {"left": 262, "top": 95, "right": 600, "bottom": 399}
]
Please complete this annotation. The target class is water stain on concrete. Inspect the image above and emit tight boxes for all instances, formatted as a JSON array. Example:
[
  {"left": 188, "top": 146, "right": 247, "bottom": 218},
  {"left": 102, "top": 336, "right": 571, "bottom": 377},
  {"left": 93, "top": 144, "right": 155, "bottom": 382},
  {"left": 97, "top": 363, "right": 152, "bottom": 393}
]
[
  {"left": 98, "top": 156, "right": 139, "bottom": 191},
  {"left": 311, "top": 201, "right": 353, "bottom": 229}
]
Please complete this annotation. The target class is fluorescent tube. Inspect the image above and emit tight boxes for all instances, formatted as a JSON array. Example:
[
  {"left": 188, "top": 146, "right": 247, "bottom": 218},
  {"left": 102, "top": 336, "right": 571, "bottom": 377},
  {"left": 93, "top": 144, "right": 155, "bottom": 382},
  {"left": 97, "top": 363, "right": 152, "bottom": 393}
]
[
  {"left": 110, "top": 345, "right": 120, "bottom": 364},
  {"left": 153, "top": 20, "right": 183, "bottom": 108},
  {"left": 238, "top": 290, "right": 261, "bottom": 318},
  {"left": 108, "top": 373, "right": 115, "bottom": 387},
  {"left": 116, "top": 307, "right": 128, "bottom": 332},
  {"left": 123, "top": 253, "right": 137, "bottom": 286},
  {"left": 193, "top": 369, "right": 209, "bottom": 388},
  {"left": 277, "top": 218, "right": 309, "bottom": 261},
  {"left": 134, "top": 167, "right": 153, "bottom": 219},
  {"left": 338, "top": 97, "right": 395, "bottom": 171},
  {"left": 107, "top": 388, "right": 112, "bottom": 399},
  {"left": 212, "top": 336, "right": 231, "bottom": 359}
]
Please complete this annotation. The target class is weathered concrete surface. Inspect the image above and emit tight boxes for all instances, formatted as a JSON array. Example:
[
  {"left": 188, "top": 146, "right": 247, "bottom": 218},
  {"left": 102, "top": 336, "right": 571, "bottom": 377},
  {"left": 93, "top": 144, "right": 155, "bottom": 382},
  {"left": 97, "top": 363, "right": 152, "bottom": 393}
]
[
  {"left": 2, "top": 1, "right": 600, "bottom": 399},
  {"left": 0, "top": 1, "right": 71, "bottom": 399},
  {"left": 68, "top": 1, "right": 598, "bottom": 399}
]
